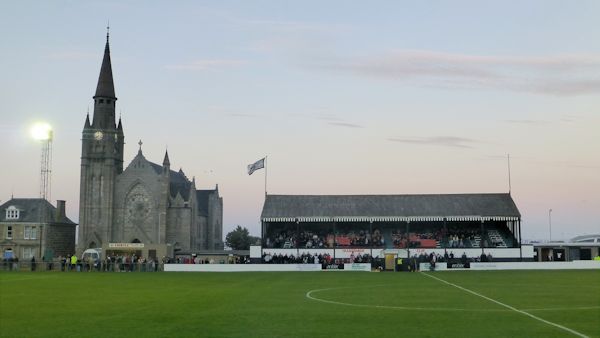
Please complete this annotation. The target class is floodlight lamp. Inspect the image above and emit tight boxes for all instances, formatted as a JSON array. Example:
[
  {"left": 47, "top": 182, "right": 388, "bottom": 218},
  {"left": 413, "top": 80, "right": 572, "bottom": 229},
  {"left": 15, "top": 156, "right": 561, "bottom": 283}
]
[{"left": 31, "top": 123, "right": 53, "bottom": 141}]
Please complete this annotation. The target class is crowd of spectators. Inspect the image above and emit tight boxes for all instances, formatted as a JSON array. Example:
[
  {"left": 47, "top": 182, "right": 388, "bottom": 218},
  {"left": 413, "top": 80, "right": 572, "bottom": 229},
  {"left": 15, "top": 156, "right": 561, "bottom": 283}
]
[
  {"left": 95, "top": 254, "right": 161, "bottom": 272},
  {"left": 389, "top": 225, "right": 501, "bottom": 249},
  {"left": 392, "top": 230, "right": 441, "bottom": 248},
  {"left": 264, "top": 229, "right": 386, "bottom": 248},
  {"left": 407, "top": 250, "right": 495, "bottom": 271},
  {"left": 246, "top": 224, "right": 514, "bottom": 250},
  {"left": 262, "top": 252, "right": 332, "bottom": 264},
  {"left": 264, "top": 230, "right": 332, "bottom": 249},
  {"left": 265, "top": 225, "right": 507, "bottom": 250},
  {"left": 1, "top": 254, "right": 164, "bottom": 272},
  {"left": 445, "top": 226, "right": 479, "bottom": 248},
  {"left": 334, "top": 229, "right": 384, "bottom": 247},
  {"left": 261, "top": 252, "right": 373, "bottom": 264}
]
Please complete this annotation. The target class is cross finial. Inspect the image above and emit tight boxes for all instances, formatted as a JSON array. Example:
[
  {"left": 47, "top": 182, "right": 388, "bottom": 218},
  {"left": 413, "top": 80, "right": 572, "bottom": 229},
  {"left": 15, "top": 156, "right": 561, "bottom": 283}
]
[
  {"left": 138, "top": 139, "right": 143, "bottom": 150},
  {"left": 106, "top": 20, "right": 110, "bottom": 42}
]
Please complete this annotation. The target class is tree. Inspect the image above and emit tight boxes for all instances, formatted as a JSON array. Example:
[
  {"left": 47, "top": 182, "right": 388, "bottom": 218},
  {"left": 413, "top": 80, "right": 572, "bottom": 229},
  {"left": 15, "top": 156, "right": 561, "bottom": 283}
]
[{"left": 225, "top": 225, "right": 259, "bottom": 250}]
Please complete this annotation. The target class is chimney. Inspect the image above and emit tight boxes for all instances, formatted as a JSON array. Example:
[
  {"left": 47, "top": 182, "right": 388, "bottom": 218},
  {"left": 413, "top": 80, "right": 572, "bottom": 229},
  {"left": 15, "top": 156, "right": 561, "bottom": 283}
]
[{"left": 56, "top": 200, "right": 66, "bottom": 221}]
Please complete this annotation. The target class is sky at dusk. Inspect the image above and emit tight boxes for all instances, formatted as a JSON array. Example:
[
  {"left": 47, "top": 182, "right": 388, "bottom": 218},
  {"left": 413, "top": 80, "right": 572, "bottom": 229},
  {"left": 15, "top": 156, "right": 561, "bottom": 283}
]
[{"left": 1, "top": 1, "right": 599, "bottom": 241}]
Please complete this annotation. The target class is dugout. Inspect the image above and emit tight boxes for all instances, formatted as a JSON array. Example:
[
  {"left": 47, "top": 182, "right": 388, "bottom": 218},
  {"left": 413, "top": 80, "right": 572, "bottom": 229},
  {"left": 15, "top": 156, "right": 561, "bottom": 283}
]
[{"left": 260, "top": 193, "right": 527, "bottom": 261}]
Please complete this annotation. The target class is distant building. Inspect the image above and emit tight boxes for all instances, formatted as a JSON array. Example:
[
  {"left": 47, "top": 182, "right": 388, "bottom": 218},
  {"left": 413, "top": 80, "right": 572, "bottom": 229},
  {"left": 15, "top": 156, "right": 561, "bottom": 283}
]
[
  {"left": 1, "top": 198, "right": 77, "bottom": 260},
  {"left": 533, "top": 234, "right": 600, "bottom": 261},
  {"left": 570, "top": 234, "right": 600, "bottom": 244},
  {"left": 77, "top": 32, "right": 223, "bottom": 259}
]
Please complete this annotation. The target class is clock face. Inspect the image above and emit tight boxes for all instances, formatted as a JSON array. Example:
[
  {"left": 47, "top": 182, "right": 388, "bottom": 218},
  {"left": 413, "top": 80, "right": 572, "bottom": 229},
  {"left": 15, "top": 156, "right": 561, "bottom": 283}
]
[{"left": 94, "top": 131, "right": 104, "bottom": 140}]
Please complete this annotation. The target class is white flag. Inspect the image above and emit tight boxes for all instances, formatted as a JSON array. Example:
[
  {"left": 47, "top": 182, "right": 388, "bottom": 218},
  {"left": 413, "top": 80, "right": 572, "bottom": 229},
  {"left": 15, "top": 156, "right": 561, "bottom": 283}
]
[{"left": 247, "top": 158, "right": 265, "bottom": 175}]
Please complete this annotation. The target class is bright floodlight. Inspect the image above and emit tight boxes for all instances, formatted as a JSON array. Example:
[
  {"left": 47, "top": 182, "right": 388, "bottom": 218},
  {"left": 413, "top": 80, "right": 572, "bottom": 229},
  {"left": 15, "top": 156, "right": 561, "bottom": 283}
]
[{"left": 31, "top": 123, "right": 53, "bottom": 141}]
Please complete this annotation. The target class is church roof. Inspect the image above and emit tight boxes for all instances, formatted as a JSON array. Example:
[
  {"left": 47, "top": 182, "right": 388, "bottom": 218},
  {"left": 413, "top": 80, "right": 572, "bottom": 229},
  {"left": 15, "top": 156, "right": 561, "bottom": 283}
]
[
  {"left": 94, "top": 33, "right": 116, "bottom": 99},
  {"left": 196, "top": 190, "right": 216, "bottom": 216},
  {"left": 170, "top": 170, "right": 191, "bottom": 200},
  {"left": 261, "top": 193, "right": 520, "bottom": 222},
  {"left": 147, "top": 161, "right": 192, "bottom": 200},
  {"left": 0, "top": 198, "right": 77, "bottom": 225}
]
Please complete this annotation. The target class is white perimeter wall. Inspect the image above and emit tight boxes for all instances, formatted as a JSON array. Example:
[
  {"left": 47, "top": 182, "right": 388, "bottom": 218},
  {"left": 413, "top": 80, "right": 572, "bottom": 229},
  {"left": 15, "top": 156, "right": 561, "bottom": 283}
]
[
  {"left": 164, "top": 261, "right": 599, "bottom": 272},
  {"left": 469, "top": 260, "right": 600, "bottom": 270},
  {"left": 165, "top": 264, "right": 322, "bottom": 272},
  {"left": 164, "top": 263, "right": 372, "bottom": 272}
]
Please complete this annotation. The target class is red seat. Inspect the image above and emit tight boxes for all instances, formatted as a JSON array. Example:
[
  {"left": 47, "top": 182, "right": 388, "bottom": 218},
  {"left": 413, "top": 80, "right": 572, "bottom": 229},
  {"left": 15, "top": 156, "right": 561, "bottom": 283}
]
[
  {"left": 420, "top": 239, "right": 437, "bottom": 248},
  {"left": 336, "top": 236, "right": 351, "bottom": 246}
]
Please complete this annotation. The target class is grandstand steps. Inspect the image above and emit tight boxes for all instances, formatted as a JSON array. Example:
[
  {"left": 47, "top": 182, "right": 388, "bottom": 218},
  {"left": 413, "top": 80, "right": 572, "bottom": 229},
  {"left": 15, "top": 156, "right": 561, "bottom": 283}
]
[
  {"left": 472, "top": 235, "right": 481, "bottom": 248},
  {"left": 383, "top": 229, "right": 393, "bottom": 249},
  {"left": 488, "top": 229, "right": 508, "bottom": 248}
]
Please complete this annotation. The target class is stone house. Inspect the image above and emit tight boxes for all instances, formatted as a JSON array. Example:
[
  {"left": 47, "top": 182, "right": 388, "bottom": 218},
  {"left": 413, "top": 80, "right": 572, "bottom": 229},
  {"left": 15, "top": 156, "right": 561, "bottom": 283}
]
[{"left": 0, "top": 198, "right": 77, "bottom": 260}]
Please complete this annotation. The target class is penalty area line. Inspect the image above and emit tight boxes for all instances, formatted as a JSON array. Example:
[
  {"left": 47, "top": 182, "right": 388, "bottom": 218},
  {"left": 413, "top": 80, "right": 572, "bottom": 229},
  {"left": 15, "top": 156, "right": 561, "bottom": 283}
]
[{"left": 421, "top": 272, "right": 589, "bottom": 338}]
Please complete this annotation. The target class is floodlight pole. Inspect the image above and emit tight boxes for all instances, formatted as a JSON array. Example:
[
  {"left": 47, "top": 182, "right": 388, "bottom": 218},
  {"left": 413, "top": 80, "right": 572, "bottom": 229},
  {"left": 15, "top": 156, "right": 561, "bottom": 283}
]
[
  {"left": 38, "top": 130, "right": 53, "bottom": 260},
  {"left": 39, "top": 131, "right": 53, "bottom": 202}
]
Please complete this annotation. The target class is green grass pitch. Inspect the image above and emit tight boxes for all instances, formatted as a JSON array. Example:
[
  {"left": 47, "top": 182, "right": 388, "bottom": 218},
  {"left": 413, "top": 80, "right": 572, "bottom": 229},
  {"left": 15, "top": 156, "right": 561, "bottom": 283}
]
[{"left": 1, "top": 270, "right": 599, "bottom": 338}]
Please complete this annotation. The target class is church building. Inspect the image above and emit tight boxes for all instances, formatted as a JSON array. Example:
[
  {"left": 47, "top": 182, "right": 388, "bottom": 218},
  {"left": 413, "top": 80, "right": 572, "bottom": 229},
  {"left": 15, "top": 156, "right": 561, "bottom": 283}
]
[{"left": 78, "top": 32, "right": 223, "bottom": 258}]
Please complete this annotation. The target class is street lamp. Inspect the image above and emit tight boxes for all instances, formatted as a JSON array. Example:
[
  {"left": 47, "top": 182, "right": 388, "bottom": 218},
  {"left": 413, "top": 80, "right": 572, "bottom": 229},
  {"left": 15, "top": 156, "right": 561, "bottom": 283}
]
[{"left": 548, "top": 209, "right": 553, "bottom": 242}]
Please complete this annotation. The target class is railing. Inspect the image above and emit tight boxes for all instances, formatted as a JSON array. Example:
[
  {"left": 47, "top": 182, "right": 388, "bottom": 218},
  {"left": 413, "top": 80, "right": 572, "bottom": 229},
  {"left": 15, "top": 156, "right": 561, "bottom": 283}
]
[{"left": 0, "top": 260, "right": 165, "bottom": 272}]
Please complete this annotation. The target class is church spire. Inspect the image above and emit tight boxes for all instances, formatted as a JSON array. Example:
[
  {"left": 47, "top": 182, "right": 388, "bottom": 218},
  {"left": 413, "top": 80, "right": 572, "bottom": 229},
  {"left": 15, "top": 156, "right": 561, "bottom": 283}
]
[
  {"left": 84, "top": 112, "right": 91, "bottom": 128},
  {"left": 163, "top": 149, "right": 171, "bottom": 167},
  {"left": 94, "top": 25, "right": 116, "bottom": 99}
]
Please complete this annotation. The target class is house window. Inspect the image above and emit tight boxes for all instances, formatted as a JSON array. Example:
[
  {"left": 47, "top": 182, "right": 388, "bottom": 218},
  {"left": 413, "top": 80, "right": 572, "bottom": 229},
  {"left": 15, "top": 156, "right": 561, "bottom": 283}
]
[
  {"left": 24, "top": 226, "right": 38, "bottom": 240},
  {"left": 6, "top": 225, "right": 12, "bottom": 239},
  {"left": 6, "top": 206, "right": 19, "bottom": 219},
  {"left": 22, "top": 247, "right": 35, "bottom": 259}
]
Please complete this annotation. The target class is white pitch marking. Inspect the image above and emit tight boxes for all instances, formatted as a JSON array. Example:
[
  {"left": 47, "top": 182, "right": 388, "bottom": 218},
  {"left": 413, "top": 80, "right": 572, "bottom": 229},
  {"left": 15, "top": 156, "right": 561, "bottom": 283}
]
[
  {"left": 0, "top": 275, "right": 57, "bottom": 282},
  {"left": 421, "top": 272, "right": 589, "bottom": 338},
  {"left": 522, "top": 306, "right": 600, "bottom": 312},
  {"left": 306, "top": 286, "right": 599, "bottom": 314},
  {"left": 306, "top": 287, "right": 509, "bottom": 312}
]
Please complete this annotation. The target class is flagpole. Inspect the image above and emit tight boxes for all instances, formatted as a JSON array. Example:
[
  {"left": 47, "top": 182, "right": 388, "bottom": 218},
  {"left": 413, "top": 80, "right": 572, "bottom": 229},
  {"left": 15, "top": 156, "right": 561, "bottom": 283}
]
[
  {"left": 507, "top": 153, "right": 512, "bottom": 194},
  {"left": 264, "top": 155, "right": 268, "bottom": 198}
]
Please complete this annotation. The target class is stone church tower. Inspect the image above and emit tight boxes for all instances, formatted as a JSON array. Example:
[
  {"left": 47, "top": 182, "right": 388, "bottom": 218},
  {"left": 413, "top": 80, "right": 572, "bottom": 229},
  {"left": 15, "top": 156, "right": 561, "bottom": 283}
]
[
  {"left": 78, "top": 33, "right": 223, "bottom": 254},
  {"left": 79, "top": 32, "right": 124, "bottom": 249}
]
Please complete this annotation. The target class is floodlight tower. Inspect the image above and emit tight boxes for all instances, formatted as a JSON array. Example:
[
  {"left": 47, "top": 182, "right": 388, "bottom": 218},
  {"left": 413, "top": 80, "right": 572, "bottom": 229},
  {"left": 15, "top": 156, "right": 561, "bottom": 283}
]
[
  {"left": 31, "top": 122, "right": 53, "bottom": 260},
  {"left": 31, "top": 123, "right": 53, "bottom": 201}
]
